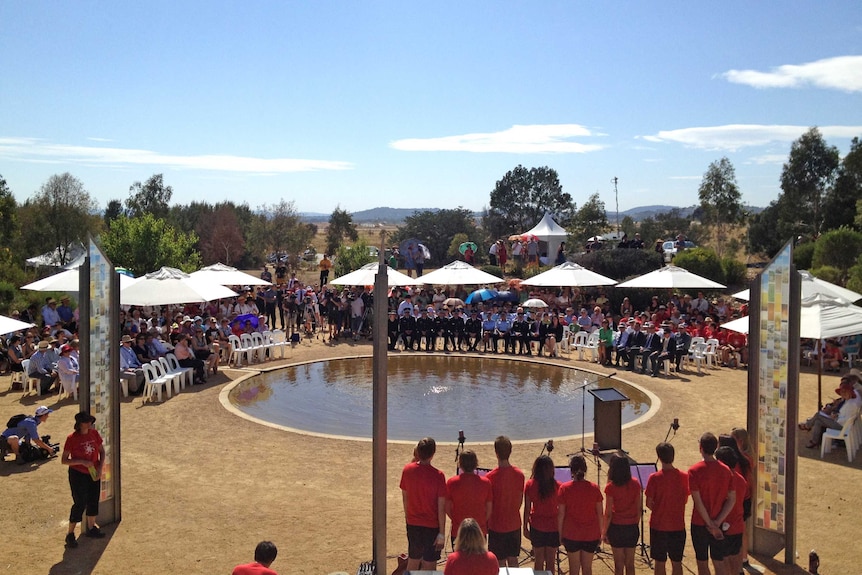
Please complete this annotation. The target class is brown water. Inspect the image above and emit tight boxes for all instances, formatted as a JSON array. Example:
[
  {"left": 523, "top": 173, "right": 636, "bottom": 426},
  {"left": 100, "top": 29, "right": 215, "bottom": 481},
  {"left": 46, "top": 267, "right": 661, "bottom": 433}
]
[{"left": 229, "top": 355, "right": 651, "bottom": 442}]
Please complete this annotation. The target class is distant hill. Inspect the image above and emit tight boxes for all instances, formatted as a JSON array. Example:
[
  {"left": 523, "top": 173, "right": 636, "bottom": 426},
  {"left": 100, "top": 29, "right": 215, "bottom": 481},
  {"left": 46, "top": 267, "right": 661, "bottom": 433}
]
[{"left": 302, "top": 204, "right": 762, "bottom": 225}]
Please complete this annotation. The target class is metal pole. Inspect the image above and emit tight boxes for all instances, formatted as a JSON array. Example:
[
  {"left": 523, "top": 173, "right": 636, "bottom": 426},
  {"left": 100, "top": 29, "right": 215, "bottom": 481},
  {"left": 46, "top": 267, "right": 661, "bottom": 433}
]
[
  {"left": 372, "top": 232, "right": 389, "bottom": 573},
  {"left": 612, "top": 177, "right": 620, "bottom": 236}
]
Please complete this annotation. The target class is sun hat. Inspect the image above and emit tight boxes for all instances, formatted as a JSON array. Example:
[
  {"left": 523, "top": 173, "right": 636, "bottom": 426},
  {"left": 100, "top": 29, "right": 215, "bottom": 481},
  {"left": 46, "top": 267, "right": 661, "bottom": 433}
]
[
  {"left": 35, "top": 406, "right": 52, "bottom": 417},
  {"left": 60, "top": 344, "right": 73, "bottom": 354},
  {"left": 74, "top": 411, "right": 96, "bottom": 425},
  {"left": 37, "top": 340, "right": 50, "bottom": 350},
  {"left": 121, "top": 335, "right": 133, "bottom": 343}
]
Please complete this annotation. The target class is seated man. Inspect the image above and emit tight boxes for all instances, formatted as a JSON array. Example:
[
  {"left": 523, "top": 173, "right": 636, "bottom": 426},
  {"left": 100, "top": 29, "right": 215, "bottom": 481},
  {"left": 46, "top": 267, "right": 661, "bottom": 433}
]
[
  {"left": 119, "top": 334, "right": 145, "bottom": 395},
  {"left": 28, "top": 340, "right": 58, "bottom": 394},
  {"left": 493, "top": 312, "right": 513, "bottom": 354},
  {"left": 800, "top": 374, "right": 862, "bottom": 447},
  {"left": 464, "top": 310, "right": 482, "bottom": 351},
  {"left": 1, "top": 406, "right": 57, "bottom": 464}
]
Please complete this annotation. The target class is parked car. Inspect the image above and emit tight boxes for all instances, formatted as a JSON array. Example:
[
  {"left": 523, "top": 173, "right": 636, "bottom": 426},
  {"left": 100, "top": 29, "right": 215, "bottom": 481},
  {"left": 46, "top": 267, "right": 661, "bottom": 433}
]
[
  {"left": 662, "top": 240, "right": 695, "bottom": 263},
  {"left": 302, "top": 247, "right": 317, "bottom": 261}
]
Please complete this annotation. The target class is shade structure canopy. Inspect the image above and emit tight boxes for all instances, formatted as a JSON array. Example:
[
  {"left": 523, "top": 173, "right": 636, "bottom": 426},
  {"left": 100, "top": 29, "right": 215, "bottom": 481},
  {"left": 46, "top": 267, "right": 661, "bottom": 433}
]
[
  {"left": 189, "top": 262, "right": 271, "bottom": 286},
  {"left": 721, "top": 294, "right": 862, "bottom": 340},
  {"left": 418, "top": 261, "right": 505, "bottom": 286},
  {"left": 0, "top": 314, "right": 35, "bottom": 336},
  {"left": 330, "top": 262, "right": 421, "bottom": 287},
  {"left": 521, "top": 261, "right": 618, "bottom": 287},
  {"left": 732, "top": 270, "right": 862, "bottom": 303},
  {"left": 22, "top": 268, "right": 139, "bottom": 292},
  {"left": 522, "top": 213, "right": 568, "bottom": 263},
  {"left": 615, "top": 265, "right": 726, "bottom": 290},
  {"left": 120, "top": 267, "right": 237, "bottom": 306}
]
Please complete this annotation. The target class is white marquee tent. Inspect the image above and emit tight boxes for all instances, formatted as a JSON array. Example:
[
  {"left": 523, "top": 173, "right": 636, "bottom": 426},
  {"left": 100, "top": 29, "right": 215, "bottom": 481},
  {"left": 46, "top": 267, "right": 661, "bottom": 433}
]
[{"left": 522, "top": 213, "right": 567, "bottom": 263}]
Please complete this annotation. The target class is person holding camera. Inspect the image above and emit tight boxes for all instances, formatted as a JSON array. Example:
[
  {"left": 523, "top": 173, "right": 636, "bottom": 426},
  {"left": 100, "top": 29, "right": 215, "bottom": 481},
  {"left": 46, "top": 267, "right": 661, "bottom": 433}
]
[
  {"left": 1, "top": 406, "right": 56, "bottom": 464},
  {"left": 62, "top": 411, "right": 106, "bottom": 547}
]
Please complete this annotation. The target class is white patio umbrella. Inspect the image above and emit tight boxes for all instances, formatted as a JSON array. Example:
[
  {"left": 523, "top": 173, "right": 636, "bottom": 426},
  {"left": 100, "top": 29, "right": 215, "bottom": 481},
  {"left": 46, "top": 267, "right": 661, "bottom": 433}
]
[
  {"left": 721, "top": 294, "right": 862, "bottom": 339},
  {"left": 189, "top": 262, "right": 272, "bottom": 286},
  {"left": 731, "top": 270, "right": 862, "bottom": 303},
  {"left": 0, "top": 314, "right": 35, "bottom": 336},
  {"left": 523, "top": 298, "right": 549, "bottom": 308},
  {"left": 418, "top": 261, "right": 505, "bottom": 286},
  {"left": 330, "top": 262, "right": 421, "bottom": 287},
  {"left": 521, "top": 261, "right": 617, "bottom": 287},
  {"left": 121, "top": 267, "right": 237, "bottom": 306},
  {"left": 22, "top": 268, "right": 138, "bottom": 292},
  {"left": 615, "top": 265, "right": 726, "bottom": 289}
]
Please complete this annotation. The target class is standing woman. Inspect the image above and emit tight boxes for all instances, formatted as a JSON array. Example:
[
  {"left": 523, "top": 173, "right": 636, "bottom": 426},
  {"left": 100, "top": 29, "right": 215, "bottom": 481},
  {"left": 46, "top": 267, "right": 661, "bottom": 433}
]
[
  {"left": 62, "top": 411, "right": 105, "bottom": 548},
  {"left": 558, "top": 454, "right": 603, "bottom": 575},
  {"left": 443, "top": 517, "right": 499, "bottom": 575},
  {"left": 523, "top": 455, "right": 560, "bottom": 575},
  {"left": 602, "top": 453, "right": 642, "bottom": 575}
]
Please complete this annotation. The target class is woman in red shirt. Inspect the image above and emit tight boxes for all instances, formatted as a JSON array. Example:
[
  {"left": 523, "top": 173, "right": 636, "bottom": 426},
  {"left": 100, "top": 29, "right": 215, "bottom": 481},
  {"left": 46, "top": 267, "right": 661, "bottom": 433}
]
[
  {"left": 558, "top": 454, "right": 603, "bottom": 575},
  {"left": 523, "top": 455, "right": 560, "bottom": 575},
  {"left": 602, "top": 453, "right": 642, "bottom": 575},
  {"left": 443, "top": 518, "right": 498, "bottom": 575},
  {"left": 61, "top": 411, "right": 105, "bottom": 548}
]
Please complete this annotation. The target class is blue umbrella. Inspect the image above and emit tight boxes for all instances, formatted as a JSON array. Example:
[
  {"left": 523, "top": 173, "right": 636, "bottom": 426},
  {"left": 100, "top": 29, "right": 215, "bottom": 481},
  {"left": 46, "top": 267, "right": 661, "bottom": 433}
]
[
  {"left": 493, "top": 290, "right": 520, "bottom": 303},
  {"left": 466, "top": 288, "right": 499, "bottom": 304},
  {"left": 231, "top": 313, "right": 259, "bottom": 330}
]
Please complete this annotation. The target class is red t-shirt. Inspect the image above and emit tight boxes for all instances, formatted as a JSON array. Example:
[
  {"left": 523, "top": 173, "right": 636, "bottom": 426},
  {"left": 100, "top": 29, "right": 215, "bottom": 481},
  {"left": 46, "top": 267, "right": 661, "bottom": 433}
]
[
  {"left": 400, "top": 462, "right": 447, "bottom": 528},
  {"left": 727, "top": 331, "right": 746, "bottom": 348},
  {"left": 524, "top": 478, "right": 560, "bottom": 532},
  {"left": 604, "top": 478, "right": 641, "bottom": 525},
  {"left": 725, "top": 470, "right": 747, "bottom": 535},
  {"left": 688, "top": 459, "right": 733, "bottom": 526},
  {"left": 486, "top": 465, "right": 525, "bottom": 533},
  {"left": 63, "top": 428, "right": 103, "bottom": 475},
  {"left": 232, "top": 562, "right": 277, "bottom": 575},
  {"left": 447, "top": 472, "right": 493, "bottom": 537},
  {"left": 645, "top": 467, "right": 689, "bottom": 531},
  {"left": 443, "top": 550, "right": 499, "bottom": 575},
  {"left": 558, "top": 480, "right": 603, "bottom": 541}
]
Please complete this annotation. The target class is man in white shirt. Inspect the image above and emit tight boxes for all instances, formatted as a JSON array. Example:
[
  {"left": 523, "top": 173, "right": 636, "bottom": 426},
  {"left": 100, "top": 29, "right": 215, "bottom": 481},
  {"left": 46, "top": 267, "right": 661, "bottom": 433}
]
[{"left": 801, "top": 374, "right": 862, "bottom": 447}]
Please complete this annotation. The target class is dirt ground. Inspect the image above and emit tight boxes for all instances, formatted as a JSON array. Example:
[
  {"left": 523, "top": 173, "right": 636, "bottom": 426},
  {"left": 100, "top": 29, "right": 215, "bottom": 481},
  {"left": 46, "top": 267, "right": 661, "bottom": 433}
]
[{"left": 1, "top": 339, "right": 858, "bottom": 575}]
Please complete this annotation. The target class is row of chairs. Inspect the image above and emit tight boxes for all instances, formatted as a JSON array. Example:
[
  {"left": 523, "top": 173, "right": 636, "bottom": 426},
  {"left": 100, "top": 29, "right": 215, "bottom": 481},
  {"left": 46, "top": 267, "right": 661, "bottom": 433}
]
[
  {"left": 10, "top": 359, "right": 79, "bottom": 399},
  {"left": 821, "top": 407, "right": 862, "bottom": 462},
  {"left": 227, "top": 331, "right": 288, "bottom": 367},
  {"left": 139, "top": 353, "right": 195, "bottom": 403}
]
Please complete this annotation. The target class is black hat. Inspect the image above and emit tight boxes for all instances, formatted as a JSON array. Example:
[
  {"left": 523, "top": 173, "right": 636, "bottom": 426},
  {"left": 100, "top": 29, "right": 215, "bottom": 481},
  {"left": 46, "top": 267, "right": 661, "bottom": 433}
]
[{"left": 74, "top": 411, "right": 96, "bottom": 425}]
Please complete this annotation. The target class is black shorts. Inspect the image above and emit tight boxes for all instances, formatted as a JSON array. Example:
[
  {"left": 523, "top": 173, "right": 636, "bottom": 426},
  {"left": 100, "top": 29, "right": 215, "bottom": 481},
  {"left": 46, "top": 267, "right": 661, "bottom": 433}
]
[
  {"left": 690, "top": 524, "right": 726, "bottom": 562},
  {"left": 488, "top": 529, "right": 520, "bottom": 559},
  {"left": 606, "top": 523, "right": 639, "bottom": 548},
  {"left": 529, "top": 527, "right": 560, "bottom": 548},
  {"left": 562, "top": 538, "right": 600, "bottom": 553},
  {"left": 406, "top": 524, "right": 441, "bottom": 562},
  {"left": 723, "top": 533, "right": 743, "bottom": 556},
  {"left": 742, "top": 498, "right": 752, "bottom": 521},
  {"left": 649, "top": 528, "right": 686, "bottom": 562}
]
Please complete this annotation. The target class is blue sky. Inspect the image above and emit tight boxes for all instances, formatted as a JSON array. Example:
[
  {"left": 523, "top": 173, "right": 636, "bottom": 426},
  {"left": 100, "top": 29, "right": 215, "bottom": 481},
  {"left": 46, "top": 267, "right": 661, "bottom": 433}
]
[{"left": 1, "top": 2, "right": 861, "bottom": 216}]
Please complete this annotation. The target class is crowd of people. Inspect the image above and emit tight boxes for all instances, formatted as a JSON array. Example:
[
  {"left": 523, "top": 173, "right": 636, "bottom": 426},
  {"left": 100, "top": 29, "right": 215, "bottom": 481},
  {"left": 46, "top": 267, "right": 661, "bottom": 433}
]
[{"left": 401, "top": 430, "right": 756, "bottom": 575}]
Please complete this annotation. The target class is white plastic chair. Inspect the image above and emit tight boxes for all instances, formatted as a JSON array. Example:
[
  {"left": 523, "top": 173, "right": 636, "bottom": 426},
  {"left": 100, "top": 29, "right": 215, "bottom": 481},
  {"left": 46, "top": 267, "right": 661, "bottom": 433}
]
[
  {"left": 9, "top": 360, "right": 27, "bottom": 391},
  {"left": 25, "top": 360, "right": 42, "bottom": 397},
  {"left": 581, "top": 332, "right": 600, "bottom": 362},
  {"left": 821, "top": 410, "right": 860, "bottom": 462},
  {"left": 241, "top": 333, "right": 265, "bottom": 363},
  {"left": 141, "top": 363, "right": 171, "bottom": 403},
  {"left": 250, "top": 332, "right": 269, "bottom": 362},
  {"left": 228, "top": 334, "right": 252, "bottom": 367},
  {"left": 158, "top": 357, "right": 185, "bottom": 394},
  {"left": 165, "top": 353, "right": 194, "bottom": 390},
  {"left": 690, "top": 342, "right": 709, "bottom": 374},
  {"left": 703, "top": 338, "right": 719, "bottom": 368},
  {"left": 269, "top": 330, "right": 287, "bottom": 359},
  {"left": 573, "top": 331, "right": 589, "bottom": 360}
]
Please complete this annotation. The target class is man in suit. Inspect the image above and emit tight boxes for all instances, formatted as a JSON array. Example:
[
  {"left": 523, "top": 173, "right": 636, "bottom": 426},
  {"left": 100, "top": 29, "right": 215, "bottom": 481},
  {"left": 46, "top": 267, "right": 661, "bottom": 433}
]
[
  {"left": 674, "top": 323, "right": 693, "bottom": 371},
  {"left": 638, "top": 322, "right": 662, "bottom": 374},
  {"left": 624, "top": 320, "right": 646, "bottom": 371},
  {"left": 650, "top": 323, "right": 679, "bottom": 377}
]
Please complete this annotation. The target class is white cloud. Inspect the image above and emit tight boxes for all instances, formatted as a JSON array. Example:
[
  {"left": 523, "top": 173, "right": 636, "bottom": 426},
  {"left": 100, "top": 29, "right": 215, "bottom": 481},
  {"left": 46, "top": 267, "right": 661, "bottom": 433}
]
[
  {"left": 720, "top": 55, "right": 862, "bottom": 93},
  {"left": 390, "top": 124, "right": 604, "bottom": 153},
  {"left": 641, "top": 124, "right": 862, "bottom": 151},
  {"left": 747, "top": 154, "right": 787, "bottom": 165},
  {"left": 0, "top": 137, "right": 353, "bottom": 173}
]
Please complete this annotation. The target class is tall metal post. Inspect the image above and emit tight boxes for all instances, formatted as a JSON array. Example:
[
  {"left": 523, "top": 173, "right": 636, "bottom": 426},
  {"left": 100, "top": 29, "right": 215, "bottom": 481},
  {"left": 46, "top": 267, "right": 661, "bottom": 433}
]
[
  {"left": 372, "top": 232, "right": 389, "bottom": 572},
  {"left": 612, "top": 176, "right": 620, "bottom": 235}
]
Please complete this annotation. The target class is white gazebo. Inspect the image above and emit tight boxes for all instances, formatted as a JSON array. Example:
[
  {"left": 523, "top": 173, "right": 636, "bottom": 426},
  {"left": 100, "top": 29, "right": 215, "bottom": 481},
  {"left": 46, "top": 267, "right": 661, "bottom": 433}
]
[{"left": 522, "top": 213, "right": 568, "bottom": 263}]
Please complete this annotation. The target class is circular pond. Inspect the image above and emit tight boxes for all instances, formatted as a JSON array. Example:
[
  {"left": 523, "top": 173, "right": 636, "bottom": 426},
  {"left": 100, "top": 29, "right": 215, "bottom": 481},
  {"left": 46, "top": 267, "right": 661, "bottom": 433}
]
[{"left": 228, "top": 355, "right": 653, "bottom": 442}]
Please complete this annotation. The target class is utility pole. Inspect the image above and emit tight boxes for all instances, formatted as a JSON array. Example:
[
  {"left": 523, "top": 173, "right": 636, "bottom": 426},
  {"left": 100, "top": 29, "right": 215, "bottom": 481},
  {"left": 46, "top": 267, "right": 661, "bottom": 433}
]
[{"left": 611, "top": 177, "right": 620, "bottom": 236}]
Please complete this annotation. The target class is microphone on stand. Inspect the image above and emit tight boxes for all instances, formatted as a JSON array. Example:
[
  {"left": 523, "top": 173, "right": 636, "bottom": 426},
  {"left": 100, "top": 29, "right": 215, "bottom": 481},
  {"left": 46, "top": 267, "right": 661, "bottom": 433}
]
[
  {"left": 455, "top": 430, "right": 465, "bottom": 462},
  {"left": 545, "top": 439, "right": 554, "bottom": 453},
  {"left": 671, "top": 418, "right": 680, "bottom": 431}
]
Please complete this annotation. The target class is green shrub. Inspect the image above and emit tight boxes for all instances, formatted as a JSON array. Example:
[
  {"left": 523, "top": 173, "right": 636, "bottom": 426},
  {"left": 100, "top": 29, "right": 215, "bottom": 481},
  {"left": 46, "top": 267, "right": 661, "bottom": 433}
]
[
  {"left": 0, "top": 281, "right": 16, "bottom": 309},
  {"left": 793, "top": 242, "right": 815, "bottom": 270},
  {"left": 573, "top": 248, "right": 662, "bottom": 283},
  {"left": 808, "top": 265, "right": 842, "bottom": 285},
  {"left": 812, "top": 227, "right": 862, "bottom": 277},
  {"left": 673, "top": 247, "right": 725, "bottom": 285},
  {"left": 480, "top": 265, "right": 503, "bottom": 279},
  {"left": 721, "top": 256, "right": 747, "bottom": 287}
]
